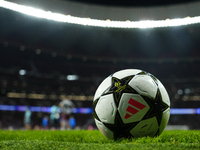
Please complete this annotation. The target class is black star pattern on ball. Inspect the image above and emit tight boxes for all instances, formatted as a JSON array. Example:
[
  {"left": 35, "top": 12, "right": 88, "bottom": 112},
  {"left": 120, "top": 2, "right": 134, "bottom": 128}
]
[
  {"left": 92, "top": 98, "right": 100, "bottom": 121},
  {"left": 141, "top": 89, "right": 169, "bottom": 126},
  {"left": 137, "top": 70, "right": 158, "bottom": 86},
  {"left": 103, "top": 76, "right": 138, "bottom": 107},
  {"left": 103, "top": 111, "right": 138, "bottom": 141}
]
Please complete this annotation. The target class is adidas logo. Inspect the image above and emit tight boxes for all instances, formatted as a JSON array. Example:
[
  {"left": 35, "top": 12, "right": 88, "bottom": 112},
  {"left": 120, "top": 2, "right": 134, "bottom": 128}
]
[{"left": 124, "top": 98, "right": 146, "bottom": 119}]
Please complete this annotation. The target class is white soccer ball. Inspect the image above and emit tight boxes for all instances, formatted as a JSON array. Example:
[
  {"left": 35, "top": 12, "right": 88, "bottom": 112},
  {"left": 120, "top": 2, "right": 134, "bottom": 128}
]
[{"left": 93, "top": 69, "right": 170, "bottom": 140}]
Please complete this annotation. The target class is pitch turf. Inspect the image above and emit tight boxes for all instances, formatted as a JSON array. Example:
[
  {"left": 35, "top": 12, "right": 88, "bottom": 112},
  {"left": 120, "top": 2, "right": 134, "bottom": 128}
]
[{"left": 0, "top": 130, "right": 200, "bottom": 150}]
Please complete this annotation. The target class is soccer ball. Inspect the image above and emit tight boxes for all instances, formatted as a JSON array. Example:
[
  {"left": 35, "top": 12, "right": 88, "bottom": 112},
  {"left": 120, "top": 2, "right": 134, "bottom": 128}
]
[{"left": 93, "top": 69, "right": 170, "bottom": 140}]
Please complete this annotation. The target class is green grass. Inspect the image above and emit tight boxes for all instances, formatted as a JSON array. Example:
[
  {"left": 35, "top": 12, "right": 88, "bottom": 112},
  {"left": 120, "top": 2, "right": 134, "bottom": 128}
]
[{"left": 0, "top": 130, "right": 200, "bottom": 150}]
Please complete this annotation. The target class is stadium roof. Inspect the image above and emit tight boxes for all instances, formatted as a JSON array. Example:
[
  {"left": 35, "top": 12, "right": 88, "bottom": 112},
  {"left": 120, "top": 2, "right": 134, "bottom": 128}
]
[
  {"left": 67, "top": 0, "right": 199, "bottom": 7},
  {"left": 1, "top": 0, "right": 200, "bottom": 59},
  {"left": 1, "top": 0, "right": 200, "bottom": 28}
]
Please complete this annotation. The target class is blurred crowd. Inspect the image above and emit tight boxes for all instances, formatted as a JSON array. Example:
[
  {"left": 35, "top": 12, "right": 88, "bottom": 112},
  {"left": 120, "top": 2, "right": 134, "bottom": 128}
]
[
  {"left": 0, "top": 98, "right": 95, "bottom": 131},
  {"left": 1, "top": 24, "right": 200, "bottom": 130}
]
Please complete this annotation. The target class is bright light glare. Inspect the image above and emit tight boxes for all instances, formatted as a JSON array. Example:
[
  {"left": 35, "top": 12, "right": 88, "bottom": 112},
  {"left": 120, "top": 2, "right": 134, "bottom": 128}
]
[
  {"left": 19, "top": 69, "right": 27, "bottom": 75},
  {"left": 66, "top": 75, "right": 79, "bottom": 81},
  {"left": 1, "top": 0, "right": 200, "bottom": 28}
]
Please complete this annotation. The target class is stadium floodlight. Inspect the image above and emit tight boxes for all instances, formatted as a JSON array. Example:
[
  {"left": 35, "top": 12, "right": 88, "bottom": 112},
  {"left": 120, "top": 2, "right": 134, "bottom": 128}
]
[
  {"left": 19, "top": 69, "right": 27, "bottom": 75},
  {"left": 1, "top": 0, "right": 200, "bottom": 28},
  {"left": 66, "top": 75, "right": 79, "bottom": 81}
]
